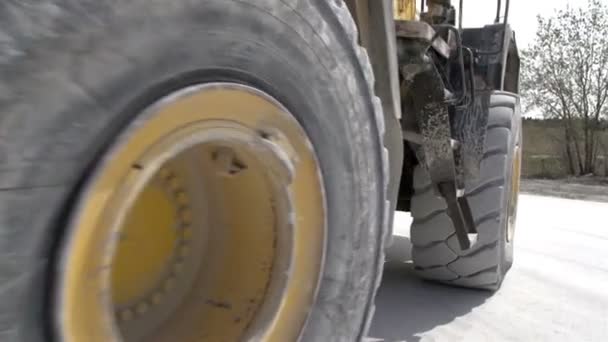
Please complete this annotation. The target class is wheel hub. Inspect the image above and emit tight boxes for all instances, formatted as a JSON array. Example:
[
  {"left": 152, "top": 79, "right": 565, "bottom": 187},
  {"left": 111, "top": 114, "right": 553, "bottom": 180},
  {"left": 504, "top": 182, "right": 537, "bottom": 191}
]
[{"left": 56, "top": 83, "right": 326, "bottom": 342}]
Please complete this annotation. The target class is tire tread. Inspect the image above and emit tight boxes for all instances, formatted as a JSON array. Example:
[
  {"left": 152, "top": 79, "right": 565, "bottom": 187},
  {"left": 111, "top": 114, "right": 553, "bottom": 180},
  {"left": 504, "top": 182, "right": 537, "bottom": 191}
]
[{"left": 410, "top": 92, "right": 519, "bottom": 290}]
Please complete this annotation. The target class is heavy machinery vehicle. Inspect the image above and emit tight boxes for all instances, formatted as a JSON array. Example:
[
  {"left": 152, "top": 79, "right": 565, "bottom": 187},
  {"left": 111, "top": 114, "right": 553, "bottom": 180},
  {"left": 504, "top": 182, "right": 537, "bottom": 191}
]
[{"left": 0, "top": 0, "right": 521, "bottom": 341}]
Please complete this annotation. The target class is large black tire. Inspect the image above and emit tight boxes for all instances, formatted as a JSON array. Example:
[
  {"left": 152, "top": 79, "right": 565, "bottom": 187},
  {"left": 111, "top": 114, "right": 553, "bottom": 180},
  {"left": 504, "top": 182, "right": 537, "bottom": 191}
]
[
  {"left": 410, "top": 92, "right": 522, "bottom": 290},
  {"left": 0, "top": 1, "right": 388, "bottom": 340}
]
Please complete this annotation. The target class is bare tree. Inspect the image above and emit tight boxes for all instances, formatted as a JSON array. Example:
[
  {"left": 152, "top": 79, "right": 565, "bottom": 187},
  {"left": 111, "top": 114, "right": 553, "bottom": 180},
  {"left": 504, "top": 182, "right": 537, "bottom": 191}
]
[{"left": 522, "top": 0, "right": 608, "bottom": 175}]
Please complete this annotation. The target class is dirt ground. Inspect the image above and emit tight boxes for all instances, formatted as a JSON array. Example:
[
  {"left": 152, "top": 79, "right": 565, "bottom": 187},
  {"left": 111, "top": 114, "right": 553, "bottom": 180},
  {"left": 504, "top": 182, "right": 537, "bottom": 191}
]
[
  {"left": 521, "top": 177, "right": 608, "bottom": 202},
  {"left": 372, "top": 195, "right": 608, "bottom": 342}
]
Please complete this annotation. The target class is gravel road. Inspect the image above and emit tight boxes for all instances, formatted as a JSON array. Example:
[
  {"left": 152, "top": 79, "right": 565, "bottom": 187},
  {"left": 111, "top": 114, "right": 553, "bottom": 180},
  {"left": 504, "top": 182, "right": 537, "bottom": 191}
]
[{"left": 368, "top": 194, "right": 608, "bottom": 342}]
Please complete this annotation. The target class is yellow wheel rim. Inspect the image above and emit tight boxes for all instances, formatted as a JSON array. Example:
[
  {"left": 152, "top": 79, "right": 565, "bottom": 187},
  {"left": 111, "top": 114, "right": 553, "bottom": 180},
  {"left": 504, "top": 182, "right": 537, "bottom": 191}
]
[
  {"left": 507, "top": 136, "right": 522, "bottom": 242},
  {"left": 56, "top": 83, "right": 326, "bottom": 342}
]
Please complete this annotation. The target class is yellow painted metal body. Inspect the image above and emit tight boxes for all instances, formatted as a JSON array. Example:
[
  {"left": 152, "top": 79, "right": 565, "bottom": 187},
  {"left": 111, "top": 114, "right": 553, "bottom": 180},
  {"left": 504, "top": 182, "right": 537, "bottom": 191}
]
[{"left": 394, "top": 0, "right": 417, "bottom": 20}]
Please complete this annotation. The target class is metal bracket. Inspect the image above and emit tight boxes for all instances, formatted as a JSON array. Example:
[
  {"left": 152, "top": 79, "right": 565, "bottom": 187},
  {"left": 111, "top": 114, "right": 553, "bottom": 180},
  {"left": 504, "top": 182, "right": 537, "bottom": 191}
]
[
  {"left": 398, "top": 26, "right": 479, "bottom": 250},
  {"left": 395, "top": 20, "right": 453, "bottom": 59},
  {"left": 438, "top": 182, "right": 477, "bottom": 249}
]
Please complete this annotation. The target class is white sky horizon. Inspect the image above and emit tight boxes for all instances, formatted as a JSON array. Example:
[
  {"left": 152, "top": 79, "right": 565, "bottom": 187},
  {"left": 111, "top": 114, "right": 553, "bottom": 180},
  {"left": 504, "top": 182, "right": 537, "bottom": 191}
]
[{"left": 459, "top": 0, "right": 606, "bottom": 49}]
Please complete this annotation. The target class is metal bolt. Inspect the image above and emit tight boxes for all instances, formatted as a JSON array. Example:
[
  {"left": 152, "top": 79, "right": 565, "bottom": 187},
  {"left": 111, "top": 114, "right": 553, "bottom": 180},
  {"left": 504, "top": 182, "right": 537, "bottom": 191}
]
[{"left": 212, "top": 147, "right": 247, "bottom": 176}]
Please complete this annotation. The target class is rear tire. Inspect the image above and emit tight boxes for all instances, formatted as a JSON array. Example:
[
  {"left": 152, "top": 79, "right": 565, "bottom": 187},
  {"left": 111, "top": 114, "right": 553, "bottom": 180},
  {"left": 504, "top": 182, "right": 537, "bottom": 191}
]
[
  {"left": 410, "top": 92, "right": 522, "bottom": 290},
  {"left": 0, "top": 1, "right": 388, "bottom": 340}
]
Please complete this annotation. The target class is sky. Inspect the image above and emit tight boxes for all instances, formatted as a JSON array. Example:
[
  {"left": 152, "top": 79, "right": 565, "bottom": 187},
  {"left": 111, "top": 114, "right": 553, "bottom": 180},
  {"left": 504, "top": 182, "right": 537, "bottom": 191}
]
[
  {"left": 459, "top": 0, "right": 605, "bottom": 48},
  {"left": 455, "top": 0, "right": 608, "bottom": 117}
]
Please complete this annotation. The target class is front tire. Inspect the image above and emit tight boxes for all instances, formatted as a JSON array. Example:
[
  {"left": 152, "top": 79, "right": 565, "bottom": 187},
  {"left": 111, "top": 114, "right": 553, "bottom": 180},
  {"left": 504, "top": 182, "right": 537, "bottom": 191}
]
[
  {"left": 0, "top": 1, "right": 388, "bottom": 340},
  {"left": 410, "top": 92, "right": 522, "bottom": 290}
]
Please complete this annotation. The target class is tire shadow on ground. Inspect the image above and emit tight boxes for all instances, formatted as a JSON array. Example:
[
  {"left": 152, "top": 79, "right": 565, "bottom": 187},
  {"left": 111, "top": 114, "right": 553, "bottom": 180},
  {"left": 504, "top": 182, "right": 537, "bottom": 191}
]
[{"left": 368, "top": 235, "right": 491, "bottom": 342}]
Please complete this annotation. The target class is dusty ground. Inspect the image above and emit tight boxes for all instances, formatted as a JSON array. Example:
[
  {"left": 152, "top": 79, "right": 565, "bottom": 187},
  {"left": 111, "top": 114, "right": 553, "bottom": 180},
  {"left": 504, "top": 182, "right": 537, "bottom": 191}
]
[
  {"left": 369, "top": 194, "right": 608, "bottom": 342},
  {"left": 521, "top": 177, "right": 608, "bottom": 202}
]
